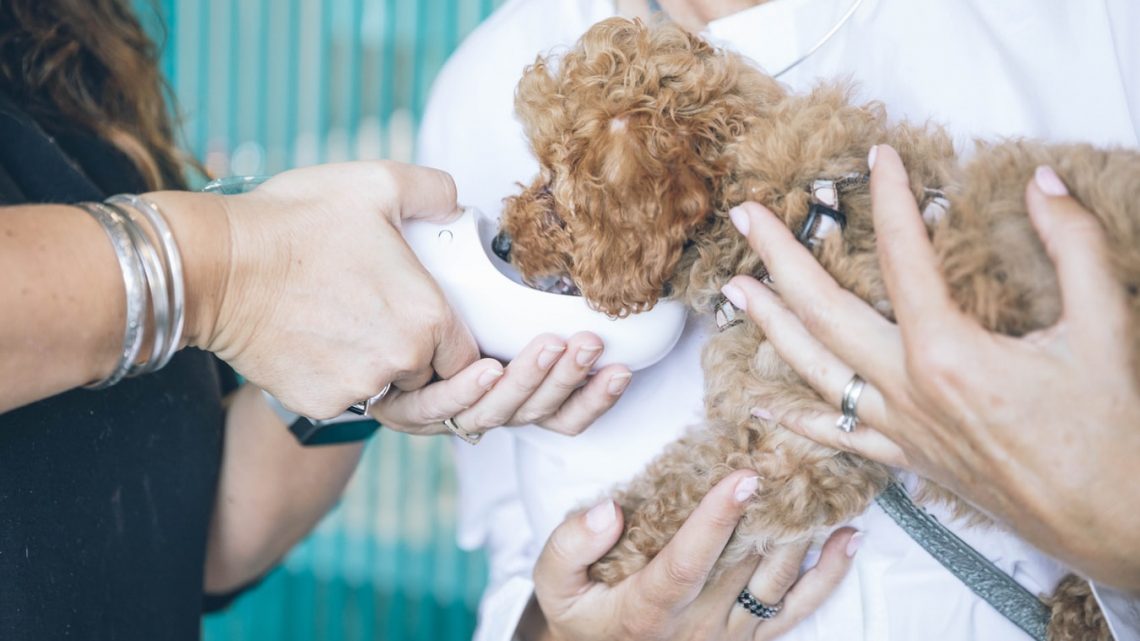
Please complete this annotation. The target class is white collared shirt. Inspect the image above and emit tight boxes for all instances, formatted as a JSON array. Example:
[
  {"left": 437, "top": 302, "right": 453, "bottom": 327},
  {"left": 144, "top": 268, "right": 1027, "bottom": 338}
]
[{"left": 416, "top": 1, "right": 1140, "bottom": 639}]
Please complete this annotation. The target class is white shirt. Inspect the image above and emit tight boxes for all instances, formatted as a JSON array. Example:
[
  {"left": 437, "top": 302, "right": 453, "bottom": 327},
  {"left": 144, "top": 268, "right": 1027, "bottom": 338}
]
[{"left": 416, "top": 1, "right": 1140, "bottom": 639}]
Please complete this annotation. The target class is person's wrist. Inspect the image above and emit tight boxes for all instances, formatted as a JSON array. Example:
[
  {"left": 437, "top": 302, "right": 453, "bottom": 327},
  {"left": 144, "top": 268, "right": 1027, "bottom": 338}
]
[{"left": 143, "top": 191, "right": 232, "bottom": 351}]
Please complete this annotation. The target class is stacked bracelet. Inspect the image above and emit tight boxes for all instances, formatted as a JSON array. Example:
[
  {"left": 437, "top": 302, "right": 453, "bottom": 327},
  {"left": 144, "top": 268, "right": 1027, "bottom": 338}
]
[
  {"left": 79, "top": 195, "right": 186, "bottom": 388},
  {"left": 107, "top": 194, "right": 186, "bottom": 374}
]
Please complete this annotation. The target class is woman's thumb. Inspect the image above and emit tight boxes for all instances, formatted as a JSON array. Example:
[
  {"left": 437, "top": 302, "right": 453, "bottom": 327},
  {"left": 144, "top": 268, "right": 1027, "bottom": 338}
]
[{"left": 532, "top": 499, "right": 623, "bottom": 612}]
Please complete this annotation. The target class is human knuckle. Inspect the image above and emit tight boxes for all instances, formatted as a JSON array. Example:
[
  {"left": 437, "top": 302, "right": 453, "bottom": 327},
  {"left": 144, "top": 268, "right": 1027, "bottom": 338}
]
[
  {"left": 619, "top": 616, "right": 657, "bottom": 640},
  {"left": 557, "top": 418, "right": 591, "bottom": 437},
  {"left": 387, "top": 349, "right": 424, "bottom": 377},
  {"left": 662, "top": 558, "right": 707, "bottom": 587},
  {"left": 469, "top": 409, "right": 509, "bottom": 430},
  {"left": 414, "top": 299, "right": 450, "bottom": 331},
  {"left": 907, "top": 338, "right": 959, "bottom": 382},
  {"left": 514, "top": 406, "right": 549, "bottom": 425},
  {"left": 411, "top": 395, "right": 442, "bottom": 424},
  {"left": 799, "top": 298, "right": 838, "bottom": 336},
  {"left": 768, "top": 560, "right": 802, "bottom": 592}
]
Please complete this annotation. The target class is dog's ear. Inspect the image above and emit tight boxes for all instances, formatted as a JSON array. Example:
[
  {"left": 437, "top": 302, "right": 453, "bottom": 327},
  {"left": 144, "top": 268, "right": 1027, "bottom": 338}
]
[
  {"left": 566, "top": 111, "right": 714, "bottom": 317},
  {"left": 515, "top": 56, "right": 567, "bottom": 169}
]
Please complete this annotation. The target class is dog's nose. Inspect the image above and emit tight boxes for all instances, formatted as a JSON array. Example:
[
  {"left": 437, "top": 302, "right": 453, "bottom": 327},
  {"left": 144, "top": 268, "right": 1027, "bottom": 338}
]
[{"left": 492, "top": 232, "right": 513, "bottom": 262}]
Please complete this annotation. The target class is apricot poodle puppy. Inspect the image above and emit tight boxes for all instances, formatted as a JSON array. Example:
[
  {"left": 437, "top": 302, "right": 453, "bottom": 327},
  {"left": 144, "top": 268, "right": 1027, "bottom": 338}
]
[{"left": 496, "top": 18, "right": 1135, "bottom": 641}]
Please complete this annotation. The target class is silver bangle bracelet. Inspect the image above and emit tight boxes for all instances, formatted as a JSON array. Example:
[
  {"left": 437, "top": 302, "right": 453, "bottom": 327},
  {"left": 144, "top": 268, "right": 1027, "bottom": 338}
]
[
  {"left": 79, "top": 202, "right": 148, "bottom": 389},
  {"left": 107, "top": 194, "right": 186, "bottom": 373},
  {"left": 110, "top": 201, "right": 170, "bottom": 377}
]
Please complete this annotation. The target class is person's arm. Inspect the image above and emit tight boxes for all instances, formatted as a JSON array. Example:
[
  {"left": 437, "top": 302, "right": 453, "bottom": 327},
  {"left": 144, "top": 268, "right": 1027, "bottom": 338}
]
[
  {"left": 203, "top": 326, "right": 630, "bottom": 591},
  {"left": 722, "top": 144, "right": 1140, "bottom": 593},
  {"left": 0, "top": 193, "right": 227, "bottom": 412},
  {"left": 203, "top": 383, "right": 364, "bottom": 592},
  {"left": 0, "top": 161, "right": 479, "bottom": 419}
]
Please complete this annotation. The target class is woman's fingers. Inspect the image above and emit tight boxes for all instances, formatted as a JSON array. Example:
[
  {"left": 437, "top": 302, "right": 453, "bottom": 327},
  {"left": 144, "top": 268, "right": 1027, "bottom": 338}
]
[
  {"left": 779, "top": 409, "right": 910, "bottom": 468},
  {"left": 867, "top": 145, "right": 966, "bottom": 342},
  {"left": 636, "top": 471, "right": 758, "bottom": 610},
  {"left": 533, "top": 499, "right": 624, "bottom": 618},
  {"left": 513, "top": 333, "right": 605, "bottom": 427},
  {"left": 430, "top": 306, "right": 481, "bottom": 380},
  {"left": 723, "top": 541, "right": 810, "bottom": 635},
  {"left": 537, "top": 364, "right": 631, "bottom": 435},
  {"left": 753, "top": 528, "right": 860, "bottom": 641},
  {"left": 450, "top": 334, "right": 565, "bottom": 433},
  {"left": 371, "top": 357, "right": 503, "bottom": 432},
  {"left": 727, "top": 201, "right": 903, "bottom": 388},
  {"left": 1024, "top": 168, "right": 1129, "bottom": 355},
  {"left": 726, "top": 276, "right": 892, "bottom": 427},
  {"left": 746, "top": 541, "right": 812, "bottom": 606},
  {"left": 726, "top": 275, "right": 908, "bottom": 466},
  {"left": 374, "top": 161, "right": 461, "bottom": 225}
]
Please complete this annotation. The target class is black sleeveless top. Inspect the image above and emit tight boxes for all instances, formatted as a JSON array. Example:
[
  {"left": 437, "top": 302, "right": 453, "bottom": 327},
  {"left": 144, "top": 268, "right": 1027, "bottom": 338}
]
[{"left": 0, "top": 93, "right": 235, "bottom": 640}]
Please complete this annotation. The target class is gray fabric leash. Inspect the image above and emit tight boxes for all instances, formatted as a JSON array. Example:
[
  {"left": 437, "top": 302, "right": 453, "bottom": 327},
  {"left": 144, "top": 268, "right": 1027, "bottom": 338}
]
[{"left": 875, "top": 482, "right": 1051, "bottom": 640}]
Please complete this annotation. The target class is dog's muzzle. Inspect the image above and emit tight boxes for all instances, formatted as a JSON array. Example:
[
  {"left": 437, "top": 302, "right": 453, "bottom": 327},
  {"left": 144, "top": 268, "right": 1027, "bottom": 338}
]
[{"left": 492, "top": 231, "right": 513, "bottom": 262}]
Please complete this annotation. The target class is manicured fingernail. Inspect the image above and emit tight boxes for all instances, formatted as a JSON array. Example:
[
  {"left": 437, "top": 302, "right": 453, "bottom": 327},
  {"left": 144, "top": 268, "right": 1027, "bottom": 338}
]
[
  {"left": 586, "top": 499, "right": 617, "bottom": 533},
  {"left": 729, "top": 206, "right": 750, "bottom": 235},
  {"left": 846, "top": 531, "right": 864, "bottom": 557},
  {"left": 867, "top": 145, "right": 878, "bottom": 170},
  {"left": 720, "top": 284, "right": 747, "bottom": 311},
  {"left": 734, "top": 475, "right": 759, "bottom": 503},
  {"left": 477, "top": 368, "right": 503, "bottom": 388},
  {"left": 537, "top": 344, "right": 566, "bottom": 369},
  {"left": 607, "top": 372, "right": 632, "bottom": 395},
  {"left": 1035, "top": 165, "right": 1069, "bottom": 197},
  {"left": 751, "top": 407, "right": 774, "bottom": 421},
  {"left": 576, "top": 344, "right": 602, "bottom": 367}
]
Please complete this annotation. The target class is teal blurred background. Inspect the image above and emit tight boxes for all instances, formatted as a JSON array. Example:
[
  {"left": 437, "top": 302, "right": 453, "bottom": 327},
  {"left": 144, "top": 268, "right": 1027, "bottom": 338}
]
[{"left": 137, "top": 0, "right": 507, "bottom": 639}]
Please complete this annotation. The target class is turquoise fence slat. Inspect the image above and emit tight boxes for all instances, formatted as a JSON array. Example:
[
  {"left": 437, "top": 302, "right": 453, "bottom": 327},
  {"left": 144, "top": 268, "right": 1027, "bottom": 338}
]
[{"left": 138, "top": 0, "right": 508, "bottom": 639}]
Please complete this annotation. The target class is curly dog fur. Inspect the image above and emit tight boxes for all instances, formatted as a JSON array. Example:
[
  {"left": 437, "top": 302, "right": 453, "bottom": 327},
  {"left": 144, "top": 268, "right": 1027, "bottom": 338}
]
[{"left": 500, "top": 18, "right": 1136, "bottom": 639}]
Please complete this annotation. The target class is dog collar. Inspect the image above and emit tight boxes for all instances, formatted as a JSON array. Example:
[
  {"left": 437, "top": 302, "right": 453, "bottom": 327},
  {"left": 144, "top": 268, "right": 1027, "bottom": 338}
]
[
  {"left": 714, "top": 174, "right": 951, "bottom": 332},
  {"left": 714, "top": 173, "right": 866, "bottom": 331}
]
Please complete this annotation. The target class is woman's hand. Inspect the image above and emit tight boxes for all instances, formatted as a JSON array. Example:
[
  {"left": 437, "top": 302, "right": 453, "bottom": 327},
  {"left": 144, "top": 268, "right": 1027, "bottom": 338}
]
[
  {"left": 373, "top": 331, "right": 632, "bottom": 437},
  {"left": 721, "top": 144, "right": 1140, "bottom": 591},
  {"left": 521, "top": 471, "right": 861, "bottom": 641},
  {"left": 157, "top": 161, "right": 481, "bottom": 420}
]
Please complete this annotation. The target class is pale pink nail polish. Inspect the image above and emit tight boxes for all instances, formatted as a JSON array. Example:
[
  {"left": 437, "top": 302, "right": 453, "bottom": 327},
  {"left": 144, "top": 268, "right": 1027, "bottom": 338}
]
[
  {"left": 607, "top": 372, "right": 632, "bottom": 395},
  {"left": 729, "top": 207, "right": 750, "bottom": 236},
  {"left": 477, "top": 368, "right": 503, "bottom": 388},
  {"left": 734, "top": 475, "right": 759, "bottom": 503},
  {"left": 867, "top": 145, "right": 878, "bottom": 170},
  {"left": 846, "top": 531, "right": 865, "bottom": 557},
  {"left": 537, "top": 344, "right": 566, "bottom": 369},
  {"left": 1035, "top": 165, "right": 1069, "bottom": 197},
  {"left": 576, "top": 345, "right": 602, "bottom": 367},
  {"left": 720, "top": 284, "right": 747, "bottom": 312},
  {"left": 751, "top": 407, "right": 774, "bottom": 421},
  {"left": 586, "top": 500, "right": 616, "bottom": 533}
]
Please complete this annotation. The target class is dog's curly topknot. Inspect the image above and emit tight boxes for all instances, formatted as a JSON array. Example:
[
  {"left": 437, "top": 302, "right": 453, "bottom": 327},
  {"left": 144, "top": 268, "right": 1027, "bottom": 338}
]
[{"left": 503, "top": 17, "right": 782, "bottom": 316}]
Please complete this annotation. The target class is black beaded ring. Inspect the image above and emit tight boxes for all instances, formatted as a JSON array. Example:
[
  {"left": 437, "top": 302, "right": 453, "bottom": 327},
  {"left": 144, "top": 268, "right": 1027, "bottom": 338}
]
[{"left": 737, "top": 588, "right": 783, "bottom": 620}]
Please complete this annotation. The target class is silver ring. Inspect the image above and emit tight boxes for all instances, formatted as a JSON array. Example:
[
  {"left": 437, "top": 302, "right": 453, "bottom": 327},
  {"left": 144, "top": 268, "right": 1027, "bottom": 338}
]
[
  {"left": 836, "top": 374, "right": 866, "bottom": 433},
  {"left": 347, "top": 382, "right": 392, "bottom": 416},
  {"left": 737, "top": 588, "right": 782, "bottom": 620},
  {"left": 443, "top": 416, "right": 482, "bottom": 445}
]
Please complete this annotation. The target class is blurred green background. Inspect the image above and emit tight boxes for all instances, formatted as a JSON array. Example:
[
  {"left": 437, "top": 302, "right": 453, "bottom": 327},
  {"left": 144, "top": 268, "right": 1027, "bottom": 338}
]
[{"left": 138, "top": 0, "right": 507, "bottom": 639}]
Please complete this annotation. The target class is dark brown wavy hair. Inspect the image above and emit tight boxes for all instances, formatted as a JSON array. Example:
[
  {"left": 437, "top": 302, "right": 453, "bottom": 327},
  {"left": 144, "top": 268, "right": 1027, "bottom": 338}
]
[{"left": 0, "top": 0, "right": 189, "bottom": 189}]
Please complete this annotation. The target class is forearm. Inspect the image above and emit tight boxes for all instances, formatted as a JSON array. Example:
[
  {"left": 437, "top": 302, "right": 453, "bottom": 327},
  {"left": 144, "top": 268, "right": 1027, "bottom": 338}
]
[
  {"left": 0, "top": 193, "right": 228, "bottom": 413},
  {"left": 0, "top": 204, "right": 125, "bottom": 410},
  {"left": 204, "top": 383, "right": 364, "bottom": 592}
]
